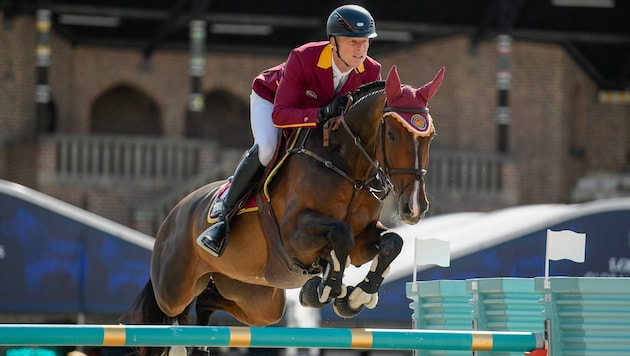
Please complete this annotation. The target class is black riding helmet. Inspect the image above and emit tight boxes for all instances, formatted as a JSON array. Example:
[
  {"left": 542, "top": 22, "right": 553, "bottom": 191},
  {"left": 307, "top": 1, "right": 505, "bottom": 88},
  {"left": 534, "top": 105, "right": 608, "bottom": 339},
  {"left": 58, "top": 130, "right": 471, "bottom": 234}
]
[{"left": 326, "top": 4, "right": 377, "bottom": 39}]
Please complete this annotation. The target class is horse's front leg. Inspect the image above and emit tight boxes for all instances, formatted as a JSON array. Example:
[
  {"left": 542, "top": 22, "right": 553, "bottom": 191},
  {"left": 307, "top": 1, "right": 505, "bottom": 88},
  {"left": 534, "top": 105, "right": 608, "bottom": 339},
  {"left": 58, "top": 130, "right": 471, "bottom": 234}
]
[
  {"left": 315, "top": 214, "right": 358, "bottom": 304},
  {"left": 335, "top": 229, "right": 403, "bottom": 318},
  {"left": 290, "top": 210, "right": 354, "bottom": 306}
]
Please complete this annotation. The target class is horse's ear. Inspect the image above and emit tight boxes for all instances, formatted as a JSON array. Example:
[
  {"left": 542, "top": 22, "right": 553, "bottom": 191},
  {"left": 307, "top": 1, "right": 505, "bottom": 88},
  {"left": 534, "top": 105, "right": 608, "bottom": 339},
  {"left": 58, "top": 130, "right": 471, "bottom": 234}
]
[
  {"left": 385, "top": 65, "right": 402, "bottom": 99},
  {"left": 419, "top": 67, "right": 445, "bottom": 102}
]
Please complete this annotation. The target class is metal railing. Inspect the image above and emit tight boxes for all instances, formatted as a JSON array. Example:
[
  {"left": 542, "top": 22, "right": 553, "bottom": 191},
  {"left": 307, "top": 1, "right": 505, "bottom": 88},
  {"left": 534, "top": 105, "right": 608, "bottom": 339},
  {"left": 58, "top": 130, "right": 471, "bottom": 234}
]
[
  {"left": 132, "top": 148, "right": 243, "bottom": 234},
  {"left": 45, "top": 134, "right": 216, "bottom": 183},
  {"left": 41, "top": 135, "right": 508, "bottom": 194},
  {"left": 36, "top": 134, "right": 513, "bottom": 234},
  {"left": 427, "top": 150, "right": 507, "bottom": 195}
]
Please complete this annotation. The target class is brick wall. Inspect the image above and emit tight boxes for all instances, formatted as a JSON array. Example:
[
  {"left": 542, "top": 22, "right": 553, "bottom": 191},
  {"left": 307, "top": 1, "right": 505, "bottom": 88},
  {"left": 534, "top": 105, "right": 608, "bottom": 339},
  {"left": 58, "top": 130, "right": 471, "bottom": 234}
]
[
  {"left": 377, "top": 36, "right": 499, "bottom": 153},
  {"left": 0, "top": 15, "right": 38, "bottom": 187},
  {"left": 0, "top": 15, "right": 37, "bottom": 141},
  {"left": 53, "top": 45, "right": 285, "bottom": 139},
  {"left": 40, "top": 181, "right": 169, "bottom": 230},
  {"left": 2, "top": 12, "right": 629, "bottom": 231}
]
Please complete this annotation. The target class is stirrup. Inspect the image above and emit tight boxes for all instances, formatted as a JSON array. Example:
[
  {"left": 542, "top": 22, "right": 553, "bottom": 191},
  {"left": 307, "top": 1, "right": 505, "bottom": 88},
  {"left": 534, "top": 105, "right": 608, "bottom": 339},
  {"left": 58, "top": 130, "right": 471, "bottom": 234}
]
[{"left": 196, "top": 221, "right": 228, "bottom": 257}]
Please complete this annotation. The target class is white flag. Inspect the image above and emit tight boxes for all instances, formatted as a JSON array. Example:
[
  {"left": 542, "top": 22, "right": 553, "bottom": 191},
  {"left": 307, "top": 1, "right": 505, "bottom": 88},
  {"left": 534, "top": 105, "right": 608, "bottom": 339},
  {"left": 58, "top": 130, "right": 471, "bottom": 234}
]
[
  {"left": 546, "top": 229, "right": 586, "bottom": 263},
  {"left": 415, "top": 238, "right": 450, "bottom": 267}
]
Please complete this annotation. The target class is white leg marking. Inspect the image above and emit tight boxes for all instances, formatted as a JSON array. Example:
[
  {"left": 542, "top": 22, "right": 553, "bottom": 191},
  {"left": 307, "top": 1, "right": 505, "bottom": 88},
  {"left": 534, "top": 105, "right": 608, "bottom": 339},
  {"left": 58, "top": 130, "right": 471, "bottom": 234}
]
[
  {"left": 409, "top": 137, "right": 421, "bottom": 218},
  {"left": 168, "top": 320, "right": 188, "bottom": 356}
]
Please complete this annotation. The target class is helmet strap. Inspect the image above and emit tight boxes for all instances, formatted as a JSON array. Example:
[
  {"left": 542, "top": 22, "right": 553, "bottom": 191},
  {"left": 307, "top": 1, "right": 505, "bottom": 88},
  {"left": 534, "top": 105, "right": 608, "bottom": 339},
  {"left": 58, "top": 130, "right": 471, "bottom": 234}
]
[{"left": 332, "top": 36, "right": 352, "bottom": 70}]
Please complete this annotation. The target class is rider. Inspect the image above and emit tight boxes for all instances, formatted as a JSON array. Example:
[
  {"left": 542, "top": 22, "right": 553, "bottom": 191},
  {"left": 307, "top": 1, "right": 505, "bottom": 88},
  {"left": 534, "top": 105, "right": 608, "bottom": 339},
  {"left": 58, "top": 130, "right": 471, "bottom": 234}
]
[{"left": 197, "top": 4, "right": 382, "bottom": 257}]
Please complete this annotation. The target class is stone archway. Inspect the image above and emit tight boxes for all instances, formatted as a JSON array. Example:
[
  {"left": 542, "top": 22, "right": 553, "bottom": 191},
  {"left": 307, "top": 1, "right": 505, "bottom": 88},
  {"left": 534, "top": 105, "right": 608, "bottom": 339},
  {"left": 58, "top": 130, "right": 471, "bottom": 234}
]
[
  {"left": 186, "top": 89, "right": 250, "bottom": 149},
  {"left": 91, "top": 84, "right": 161, "bottom": 135}
]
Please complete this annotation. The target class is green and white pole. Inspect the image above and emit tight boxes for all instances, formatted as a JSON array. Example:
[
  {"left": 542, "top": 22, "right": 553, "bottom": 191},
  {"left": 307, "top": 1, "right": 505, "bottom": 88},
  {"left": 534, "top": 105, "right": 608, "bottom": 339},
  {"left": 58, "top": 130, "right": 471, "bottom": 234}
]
[{"left": 0, "top": 325, "right": 543, "bottom": 352}]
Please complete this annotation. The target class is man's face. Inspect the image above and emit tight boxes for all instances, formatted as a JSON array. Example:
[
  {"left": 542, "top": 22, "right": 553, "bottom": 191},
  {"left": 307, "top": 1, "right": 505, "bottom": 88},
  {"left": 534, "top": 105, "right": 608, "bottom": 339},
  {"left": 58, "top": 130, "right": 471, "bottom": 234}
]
[{"left": 331, "top": 36, "right": 370, "bottom": 70}]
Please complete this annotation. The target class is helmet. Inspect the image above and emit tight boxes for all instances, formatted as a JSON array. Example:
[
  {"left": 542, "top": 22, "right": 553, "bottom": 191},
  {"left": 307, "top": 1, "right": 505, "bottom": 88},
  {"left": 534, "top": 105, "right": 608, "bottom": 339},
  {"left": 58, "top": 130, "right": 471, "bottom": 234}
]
[{"left": 326, "top": 5, "right": 377, "bottom": 39}]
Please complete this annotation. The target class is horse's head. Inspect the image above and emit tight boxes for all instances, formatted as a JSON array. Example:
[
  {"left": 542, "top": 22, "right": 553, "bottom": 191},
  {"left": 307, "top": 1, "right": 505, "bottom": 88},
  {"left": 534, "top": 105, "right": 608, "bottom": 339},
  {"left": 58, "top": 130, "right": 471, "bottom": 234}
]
[
  {"left": 381, "top": 65, "right": 445, "bottom": 224},
  {"left": 320, "top": 65, "right": 443, "bottom": 225}
]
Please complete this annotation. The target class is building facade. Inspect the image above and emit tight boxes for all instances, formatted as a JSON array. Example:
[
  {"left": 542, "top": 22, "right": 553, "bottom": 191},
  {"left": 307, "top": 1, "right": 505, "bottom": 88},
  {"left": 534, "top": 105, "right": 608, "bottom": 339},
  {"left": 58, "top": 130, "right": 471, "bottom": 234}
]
[{"left": 1, "top": 12, "right": 629, "bottom": 235}]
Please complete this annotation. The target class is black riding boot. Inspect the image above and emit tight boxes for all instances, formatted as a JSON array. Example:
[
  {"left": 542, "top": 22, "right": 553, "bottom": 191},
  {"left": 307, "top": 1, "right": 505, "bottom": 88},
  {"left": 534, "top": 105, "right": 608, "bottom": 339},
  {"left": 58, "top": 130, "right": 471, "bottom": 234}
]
[{"left": 197, "top": 145, "right": 264, "bottom": 257}]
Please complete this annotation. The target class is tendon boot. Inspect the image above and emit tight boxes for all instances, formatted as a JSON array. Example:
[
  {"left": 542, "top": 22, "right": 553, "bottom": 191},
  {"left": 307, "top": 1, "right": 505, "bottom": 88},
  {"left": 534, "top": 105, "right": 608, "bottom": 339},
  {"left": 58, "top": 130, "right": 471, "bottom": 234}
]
[{"left": 197, "top": 145, "right": 264, "bottom": 257}]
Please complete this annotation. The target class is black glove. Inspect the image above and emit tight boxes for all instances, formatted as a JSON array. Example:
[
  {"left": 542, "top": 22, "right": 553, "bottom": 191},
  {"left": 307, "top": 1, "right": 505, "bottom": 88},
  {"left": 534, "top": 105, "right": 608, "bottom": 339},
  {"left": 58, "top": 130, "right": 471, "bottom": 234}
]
[{"left": 318, "top": 95, "right": 348, "bottom": 123}]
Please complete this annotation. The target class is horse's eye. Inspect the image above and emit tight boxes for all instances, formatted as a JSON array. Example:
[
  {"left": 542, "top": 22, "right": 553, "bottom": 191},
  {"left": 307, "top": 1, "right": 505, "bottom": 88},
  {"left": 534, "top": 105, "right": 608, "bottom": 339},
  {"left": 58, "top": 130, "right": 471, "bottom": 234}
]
[{"left": 387, "top": 131, "right": 397, "bottom": 142}]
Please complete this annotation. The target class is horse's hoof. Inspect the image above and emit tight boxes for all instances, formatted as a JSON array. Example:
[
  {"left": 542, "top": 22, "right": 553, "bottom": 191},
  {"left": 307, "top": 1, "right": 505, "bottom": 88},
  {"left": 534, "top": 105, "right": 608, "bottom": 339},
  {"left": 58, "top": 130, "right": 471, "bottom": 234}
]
[
  {"left": 167, "top": 346, "right": 187, "bottom": 356},
  {"left": 348, "top": 285, "right": 378, "bottom": 310},
  {"left": 317, "top": 280, "right": 347, "bottom": 303},
  {"left": 333, "top": 286, "right": 364, "bottom": 318},
  {"left": 299, "top": 277, "right": 330, "bottom": 308}
]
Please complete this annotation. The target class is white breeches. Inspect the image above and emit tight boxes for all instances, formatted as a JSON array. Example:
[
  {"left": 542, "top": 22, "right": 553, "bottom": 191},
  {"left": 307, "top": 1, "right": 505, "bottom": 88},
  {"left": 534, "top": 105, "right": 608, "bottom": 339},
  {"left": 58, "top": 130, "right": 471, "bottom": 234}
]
[{"left": 250, "top": 91, "right": 278, "bottom": 167}]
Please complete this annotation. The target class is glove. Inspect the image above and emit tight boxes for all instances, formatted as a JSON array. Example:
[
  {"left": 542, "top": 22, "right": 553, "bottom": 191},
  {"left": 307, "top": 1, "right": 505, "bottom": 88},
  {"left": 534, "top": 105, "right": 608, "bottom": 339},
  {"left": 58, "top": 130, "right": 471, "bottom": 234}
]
[{"left": 318, "top": 95, "right": 349, "bottom": 123}]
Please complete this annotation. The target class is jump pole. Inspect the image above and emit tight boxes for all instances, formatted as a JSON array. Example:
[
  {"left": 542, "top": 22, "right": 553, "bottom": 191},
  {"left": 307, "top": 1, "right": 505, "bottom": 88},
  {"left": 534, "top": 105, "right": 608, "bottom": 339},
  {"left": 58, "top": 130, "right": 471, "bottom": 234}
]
[{"left": 0, "top": 325, "right": 543, "bottom": 352}]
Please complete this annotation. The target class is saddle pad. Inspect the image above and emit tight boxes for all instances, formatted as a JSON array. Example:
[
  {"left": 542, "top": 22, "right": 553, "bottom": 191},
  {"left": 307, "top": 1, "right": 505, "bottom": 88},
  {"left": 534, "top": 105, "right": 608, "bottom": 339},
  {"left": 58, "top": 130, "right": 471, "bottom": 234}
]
[{"left": 207, "top": 181, "right": 265, "bottom": 223}]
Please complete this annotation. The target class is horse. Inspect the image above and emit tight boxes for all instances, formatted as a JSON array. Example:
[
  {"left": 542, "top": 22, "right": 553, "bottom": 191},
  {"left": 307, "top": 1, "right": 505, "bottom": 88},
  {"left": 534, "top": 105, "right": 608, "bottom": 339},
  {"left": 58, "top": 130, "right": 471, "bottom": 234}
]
[{"left": 125, "top": 65, "right": 445, "bottom": 355}]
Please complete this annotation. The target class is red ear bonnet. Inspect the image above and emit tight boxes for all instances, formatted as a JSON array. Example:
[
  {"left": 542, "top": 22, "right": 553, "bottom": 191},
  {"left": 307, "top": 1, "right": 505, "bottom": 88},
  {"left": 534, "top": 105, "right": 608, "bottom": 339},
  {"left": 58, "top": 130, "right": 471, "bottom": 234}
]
[{"left": 384, "top": 66, "right": 445, "bottom": 136}]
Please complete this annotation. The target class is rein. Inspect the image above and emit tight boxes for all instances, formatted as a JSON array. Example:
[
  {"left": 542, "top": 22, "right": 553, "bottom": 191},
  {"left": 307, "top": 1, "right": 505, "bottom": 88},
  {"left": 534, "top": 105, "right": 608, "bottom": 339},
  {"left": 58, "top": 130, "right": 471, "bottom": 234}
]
[
  {"left": 288, "top": 85, "right": 431, "bottom": 204},
  {"left": 289, "top": 121, "right": 390, "bottom": 201}
]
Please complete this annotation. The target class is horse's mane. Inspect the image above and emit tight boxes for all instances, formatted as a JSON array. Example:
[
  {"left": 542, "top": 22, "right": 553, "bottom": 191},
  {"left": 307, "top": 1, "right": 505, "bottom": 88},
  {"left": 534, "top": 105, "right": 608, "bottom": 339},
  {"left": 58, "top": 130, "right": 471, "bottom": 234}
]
[
  {"left": 349, "top": 80, "right": 385, "bottom": 110},
  {"left": 355, "top": 80, "right": 385, "bottom": 96}
]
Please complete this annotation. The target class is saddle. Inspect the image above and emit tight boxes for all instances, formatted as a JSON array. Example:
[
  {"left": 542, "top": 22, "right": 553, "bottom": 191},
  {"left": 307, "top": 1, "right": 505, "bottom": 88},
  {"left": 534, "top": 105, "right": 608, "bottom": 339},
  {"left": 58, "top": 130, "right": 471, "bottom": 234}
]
[
  {"left": 206, "top": 129, "right": 298, "bottom": 222},
  {"left": 208, "top": 128, "right": 323, "bottom": 288}
]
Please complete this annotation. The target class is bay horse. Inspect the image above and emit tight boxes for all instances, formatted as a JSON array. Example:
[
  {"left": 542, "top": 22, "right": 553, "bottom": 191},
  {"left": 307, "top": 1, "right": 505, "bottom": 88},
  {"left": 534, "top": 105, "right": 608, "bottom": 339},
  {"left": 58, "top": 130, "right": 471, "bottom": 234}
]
[{"left": 126, "top": 65, "right": 444, "bottom": 354}]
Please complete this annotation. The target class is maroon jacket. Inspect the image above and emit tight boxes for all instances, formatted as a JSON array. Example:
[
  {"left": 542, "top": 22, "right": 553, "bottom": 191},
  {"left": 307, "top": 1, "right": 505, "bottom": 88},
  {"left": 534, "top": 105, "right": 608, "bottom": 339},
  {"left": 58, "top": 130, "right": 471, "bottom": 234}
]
[{"left": 252, "top": 41, "right": 382, "bottom": 129}]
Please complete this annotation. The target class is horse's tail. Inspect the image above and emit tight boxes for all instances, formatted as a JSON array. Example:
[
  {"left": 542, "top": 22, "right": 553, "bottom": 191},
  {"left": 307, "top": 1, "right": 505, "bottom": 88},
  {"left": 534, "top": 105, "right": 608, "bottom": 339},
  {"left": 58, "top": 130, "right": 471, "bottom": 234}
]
[
  {"left": 123, "top": 279, "right": 166, "bottom": 325},
  {"left": 120, "top": 279, "right": 189, "bottom": 356}
]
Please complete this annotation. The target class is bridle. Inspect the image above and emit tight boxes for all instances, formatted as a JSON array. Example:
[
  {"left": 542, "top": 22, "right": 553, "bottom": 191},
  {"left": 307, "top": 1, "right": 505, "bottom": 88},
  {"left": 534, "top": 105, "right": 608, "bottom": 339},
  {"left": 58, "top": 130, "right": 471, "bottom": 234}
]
[
  {"left": 380, "top": 104, "right": 431, "bottom": 197},
  {"left": 289, "top": 93, "right": 431, "bottom": 202}
]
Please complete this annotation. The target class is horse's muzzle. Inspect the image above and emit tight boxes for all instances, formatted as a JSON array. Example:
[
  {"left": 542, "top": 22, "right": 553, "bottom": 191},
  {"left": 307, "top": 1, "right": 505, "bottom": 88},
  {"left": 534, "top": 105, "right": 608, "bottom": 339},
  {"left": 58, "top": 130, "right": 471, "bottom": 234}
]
[{"left": 398, "top": 193, "right": 428, "bottom": 224}]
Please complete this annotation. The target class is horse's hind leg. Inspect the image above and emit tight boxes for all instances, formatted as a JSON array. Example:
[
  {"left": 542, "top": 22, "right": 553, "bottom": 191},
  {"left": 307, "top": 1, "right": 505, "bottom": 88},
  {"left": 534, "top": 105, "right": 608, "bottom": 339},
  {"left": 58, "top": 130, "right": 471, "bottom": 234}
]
[
  {"left": 189, "top": 283, "right": 222, "bottom": 356},
  {"left": 188, "top": 279, "right": 278, "bottom": 355},
  {"left": 124, "top": 280, "right": 191, "bottom": 356},
  {"left": 194, "top": 284, "right": 216, "bottom": 326},
  {"left": 211, "top": 274, "right": 287, "bottom": 326},
  {"left": 335, "top": 231, "right": 403, "bottom": 318}
]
